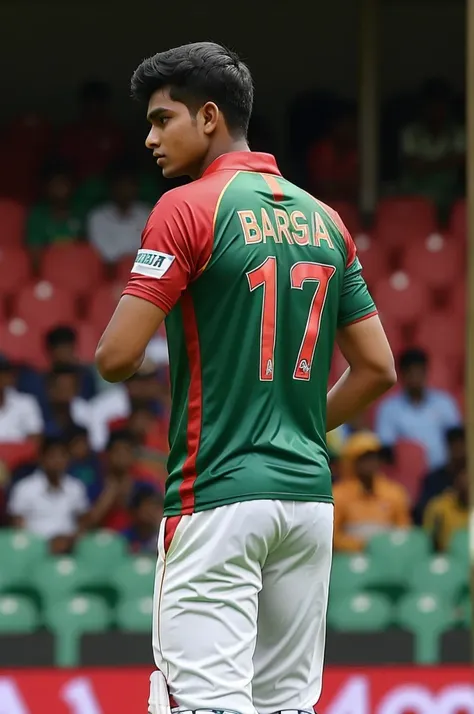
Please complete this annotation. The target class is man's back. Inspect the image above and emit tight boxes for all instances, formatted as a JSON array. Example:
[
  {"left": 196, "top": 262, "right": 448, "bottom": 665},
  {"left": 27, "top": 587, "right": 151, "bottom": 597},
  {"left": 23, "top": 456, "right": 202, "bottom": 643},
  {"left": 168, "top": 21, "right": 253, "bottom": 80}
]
[{"left": 126, "top": 152, "right": 376, "bottom": 516}]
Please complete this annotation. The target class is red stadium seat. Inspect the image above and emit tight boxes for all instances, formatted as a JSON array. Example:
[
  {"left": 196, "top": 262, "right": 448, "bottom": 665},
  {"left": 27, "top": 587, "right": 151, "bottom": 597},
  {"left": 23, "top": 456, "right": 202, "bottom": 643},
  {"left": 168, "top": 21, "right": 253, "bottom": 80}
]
[
  {"left": 13, "top": 281, "right": 77, "bottom": 333},
  {"left": 115, "top": 255, "right": 135, "bottom": 286},
  {"left": 449, "top": 199, "right": 466, "bottom": 242},
  {"left": 393, "top": 439, "right": 428, "bottom": 504},
  {"left": 412, "top": 311, "right": 464, "bottom": 362},
  {"left": 40, "top": 243, "right": 104, "bottom": 295},
  {"left": 449, "top": 279, "right": 466, "bottom": 320},
  {"left": 329, "top": 201, "right": 361, "bottom": 235},
  {"left": 374, "top": 197, "right": 438, "bottom": 248},
  {"left": 87, "top": 282, "right": 123, "bottom": 332},
  {"left": 0, "top": 247, "right": 31, "bottom": 297},
  {"left": 373, "top": 272, "right": 431, "bottom": 327},
  {"left": 354, "top": 234, "right": 389, "bottom": 289},
  {"left": 0, "top": 318, "right": 46, "bottom": 368},
  {"left": 76, "top": 322, "right": 101, "bottom": 363},
  {"left": 399, "top": 233, "right": 464, "bottom": 290},
  {"left": 0, "top": 199, "right": 27, "bottom": 246}
]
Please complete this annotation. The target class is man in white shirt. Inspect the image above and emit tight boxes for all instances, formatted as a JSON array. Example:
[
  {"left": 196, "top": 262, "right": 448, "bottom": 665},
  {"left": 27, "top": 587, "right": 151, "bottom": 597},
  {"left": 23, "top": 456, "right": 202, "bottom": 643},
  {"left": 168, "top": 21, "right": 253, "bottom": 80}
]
[
  {"left": 87, "top": 161, "right": 151, "bottom": 263},
  {"left": 0, "top": 355, "right": 43, "bottom": 443},
  {"left": 8, "top": 436, "right": 89, "bottom": 554}
]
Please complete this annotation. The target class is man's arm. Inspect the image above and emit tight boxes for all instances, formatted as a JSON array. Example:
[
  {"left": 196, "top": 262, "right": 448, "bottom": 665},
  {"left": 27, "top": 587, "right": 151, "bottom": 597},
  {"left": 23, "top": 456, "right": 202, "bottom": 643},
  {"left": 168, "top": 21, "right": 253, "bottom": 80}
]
[
  {"left": 95, "top": 295, "right": 166, "bottom": 383},
  {"left": 327, "top": 315, "right": 396, "bottom": 432}
]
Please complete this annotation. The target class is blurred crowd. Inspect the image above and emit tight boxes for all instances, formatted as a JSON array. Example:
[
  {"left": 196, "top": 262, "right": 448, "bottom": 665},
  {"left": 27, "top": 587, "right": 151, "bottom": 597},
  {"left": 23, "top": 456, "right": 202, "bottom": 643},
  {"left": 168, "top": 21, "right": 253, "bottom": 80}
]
[{"left": 0, "top": 76, "right": 467, "bottom": 560}]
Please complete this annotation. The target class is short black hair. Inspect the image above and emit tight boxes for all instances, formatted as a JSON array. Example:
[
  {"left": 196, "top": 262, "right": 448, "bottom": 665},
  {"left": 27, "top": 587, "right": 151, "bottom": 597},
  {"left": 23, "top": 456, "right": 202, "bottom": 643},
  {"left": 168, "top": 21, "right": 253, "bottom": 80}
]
[
  {"left": 398, "top": 348, "right": 428, "bottom": 372},
  {"left": 106, "top": 429, "right": 135, "bottom": 451},
  {"left": 40, "top": 435, "right": 68, "bottom": 455},
  {"left": 45, "top": 325, "right": 77, "bottom": 350},
  {"left": 131, "top": 42, "right": 254, "bottom": 137},
  {"left": 446, "top": 426, "right": 465, "bottom": 444}
]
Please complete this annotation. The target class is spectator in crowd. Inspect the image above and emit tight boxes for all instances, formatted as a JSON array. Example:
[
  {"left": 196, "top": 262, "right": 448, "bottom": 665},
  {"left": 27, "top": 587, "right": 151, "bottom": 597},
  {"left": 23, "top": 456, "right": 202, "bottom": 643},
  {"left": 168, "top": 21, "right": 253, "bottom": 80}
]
[
  {"left": 42, "top": 366, "right": 90, "bottom": 438},
  {"left": 88, "top": 360, "right": 164, "bottom": 452},
  {"left": 26, "top": 161, "right": 84, "bottom": 265},
  {"left": 306, "top": 106, "right": 358, "bottom": 201},
  {"left": 0, "top": 355, "right": 43, "bottom": 471},
  {"left": 7, "top": 437, "right": 89, "bottom": 554},
  {"left": 66, "top": 426, "right": 103, "bottom": 503},
  {"left": 58, "top": 80, "right": 125, "bottom": 179},
  {"left": 375, "top": 349, "right": 461, "bottom": 470},
  {"left": 423, "top": 461, "right": 468, "bottom": 551},
  {"left": 398, "top": 78, "right": 464, "bottom": 216},
  {"left": 87, "top": 430, "right": 154, "bottom": 531},
  {"left": 333, "top": 433, "right": 411, "bottom": 552},
  {"left": 17, "top": 325, "right": 97, "bottom": 403},
  {"left": 414, "top": 426, "right": 465, "bottom": 524},
  {"left": 122, "top": 487, "right": 163, "bottom": 554},
  {"left": 87, "top": 159, "right": 151, "bottom": 265}
]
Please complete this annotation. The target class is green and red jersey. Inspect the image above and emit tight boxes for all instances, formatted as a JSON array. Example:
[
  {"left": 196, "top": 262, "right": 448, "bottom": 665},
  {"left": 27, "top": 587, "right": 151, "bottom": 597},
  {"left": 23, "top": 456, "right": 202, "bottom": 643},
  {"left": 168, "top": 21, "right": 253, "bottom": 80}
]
[{"left": 123, "top": 152, "right": 377, "bottom": 516}]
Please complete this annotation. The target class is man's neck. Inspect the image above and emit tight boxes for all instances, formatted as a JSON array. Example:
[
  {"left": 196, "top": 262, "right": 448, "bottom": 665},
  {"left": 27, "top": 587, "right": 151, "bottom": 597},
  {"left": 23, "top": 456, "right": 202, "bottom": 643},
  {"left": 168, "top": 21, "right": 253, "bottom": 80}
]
[
  {"left": 193, "top": 138, "right": 250, "bottom": 180},
  {"left": 406, "top": 388, "right": 425, "bottom": 404}
]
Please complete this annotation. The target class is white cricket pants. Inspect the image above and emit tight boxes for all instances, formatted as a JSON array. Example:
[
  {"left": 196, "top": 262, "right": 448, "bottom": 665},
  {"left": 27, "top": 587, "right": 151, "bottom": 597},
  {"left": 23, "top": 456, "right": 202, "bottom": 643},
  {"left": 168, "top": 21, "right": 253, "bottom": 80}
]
[{"left": 150, "top": 499, "right": 334, "bottom": 714}]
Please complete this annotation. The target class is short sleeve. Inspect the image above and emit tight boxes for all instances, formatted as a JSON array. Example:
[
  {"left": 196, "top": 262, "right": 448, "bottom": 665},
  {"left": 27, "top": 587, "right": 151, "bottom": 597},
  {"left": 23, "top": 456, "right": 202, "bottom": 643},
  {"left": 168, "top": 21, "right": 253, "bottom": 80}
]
[
  {"left": 122, "top": 192, "right": 212, "bottom": 315},
  {"left": 338, "top": 254, "right": 377, "bottom": 327}
]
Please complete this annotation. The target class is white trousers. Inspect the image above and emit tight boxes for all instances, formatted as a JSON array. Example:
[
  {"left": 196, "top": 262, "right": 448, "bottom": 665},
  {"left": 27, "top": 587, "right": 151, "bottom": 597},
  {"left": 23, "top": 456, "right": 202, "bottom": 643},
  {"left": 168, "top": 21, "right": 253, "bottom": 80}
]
[{"left": 150, "top": 500, "right": 334, "bottom": 714}]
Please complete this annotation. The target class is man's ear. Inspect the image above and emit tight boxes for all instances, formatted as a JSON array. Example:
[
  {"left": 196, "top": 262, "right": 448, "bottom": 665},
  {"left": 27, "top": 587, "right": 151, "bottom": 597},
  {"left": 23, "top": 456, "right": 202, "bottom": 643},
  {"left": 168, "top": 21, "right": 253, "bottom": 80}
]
[{"left": 200, "top": 102, "right": 219, "bottom": 135}]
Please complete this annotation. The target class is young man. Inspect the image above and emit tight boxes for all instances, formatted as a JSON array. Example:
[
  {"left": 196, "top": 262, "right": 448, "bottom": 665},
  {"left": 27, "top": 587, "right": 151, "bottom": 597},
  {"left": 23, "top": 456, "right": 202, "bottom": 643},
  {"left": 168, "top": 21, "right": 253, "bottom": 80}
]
[{"left": 95, "top": 42, "right": 396, "bottom": 714}]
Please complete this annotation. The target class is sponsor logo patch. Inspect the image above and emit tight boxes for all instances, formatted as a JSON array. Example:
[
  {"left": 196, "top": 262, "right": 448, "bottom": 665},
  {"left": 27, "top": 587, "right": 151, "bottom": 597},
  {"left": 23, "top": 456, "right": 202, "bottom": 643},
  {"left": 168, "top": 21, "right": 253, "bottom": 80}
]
[{"left": 131, "top": 250, "right": 175, "bottom": 278}]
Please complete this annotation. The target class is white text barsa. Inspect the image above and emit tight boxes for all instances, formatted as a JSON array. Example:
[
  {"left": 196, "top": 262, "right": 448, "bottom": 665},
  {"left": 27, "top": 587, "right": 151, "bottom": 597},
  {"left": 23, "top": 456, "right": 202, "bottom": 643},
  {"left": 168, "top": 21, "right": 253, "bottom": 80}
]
[{"left": 237, "top": 208, "right": 335, "bottom": 248}]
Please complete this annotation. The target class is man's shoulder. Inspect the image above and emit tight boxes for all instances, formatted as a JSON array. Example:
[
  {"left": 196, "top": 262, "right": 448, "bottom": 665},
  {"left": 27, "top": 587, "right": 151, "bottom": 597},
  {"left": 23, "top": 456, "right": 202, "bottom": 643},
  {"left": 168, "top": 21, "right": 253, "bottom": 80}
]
[
  {"left": 12, "top": 470, "right": 43, "bottom": 493},
  {"left": 63, "top": 473, "right": 87, "bottom": 495},
  {"left": 377, "top": 474, "right": 408, "bottom": 500},
  {"left": 427, "top": 387, "right": 457, "bottom": 406}
]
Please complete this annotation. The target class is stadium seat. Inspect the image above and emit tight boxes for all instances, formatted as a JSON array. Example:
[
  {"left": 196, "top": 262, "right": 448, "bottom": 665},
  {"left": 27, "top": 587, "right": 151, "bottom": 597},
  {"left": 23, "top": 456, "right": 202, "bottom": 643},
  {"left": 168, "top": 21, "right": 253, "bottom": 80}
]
[
  {"left": 400, "top": 233, "right": 464, "bottom": 291},
  {"left": 448, "top": 529, "right": 469, "bottom": 564},
  {"left": 40, "top": 243, "right": 104, "bottom": 295},
  {"left": 0, "top": 199, "right": 27, "bottom": 246},
  {"left": 449, "top": 199, "right": 466, "bottom": 242},
  {"left": 329, "top": 554, "right": 378, "bottom": 598},
  {"left": 86, "top": 283, "right": 123, "bottom": 332},
  {"left": 111, "top": 556, "right": 155, "bottom": 600},
  {"left": 0, "top": 247, "right": 31, "bottom": 298},
  {"left": 354, "top": 233, "right": 389, "bottom": 289},
  {"left": 372, "top": 272, "right": 431, "bottom": 327},
  {"left": 367, "top": 529, "right": 430, "bottom": 590},
  {"left": 329, "top": 201, "right": 361, "bottom": 235},
  {"left": 13, "top": 281, "right": 77, "bottom": 333},
  {"left": 328, "top": 593, "right": 393, "bottom": 631},
  {"left": 393, "top": 439, "right": 427, "bottom": 503},
  {"left": 115, "top": 255, "right": 135, "bottom": 285},
  {"left": 409, "top": 555, "right": 467, "bottom": 603},
  {"left": 459, "top": 595, "right": 471, "bottom": 629},
  {"left": 413, "top": 311, "right": 464, "bottom": 361},
  {"left": 373, "top": 197, "right": 438, "bottom": 248},
  {"left": 0, "top": 318, "right": 46, "bottom": 368},
  {"left": 0, "top": 530, "right": 47, "bottom": 589},
  {"left": 395, "top": 593, "right": 453, "bottom": 664},
  {"left": 448, "top": 279, "right": 466, "bottom": 321},
  {"left": 425, "top": 355, "right": 460, "bottom": 392},
  {"left": 76, "top": 531, "right": 128, "bottom": 582},
  {"left": 31, "top": 556, "right": 93, "bottom": 605},
  {"left": 0, "top": 595, "right": 39, "bottom": 633},
  {"left": 116, "top": 595, "right": 153, "bottom": 632},
  {"left": 76, "top": 322, "right": 101, "bottom": 363}
]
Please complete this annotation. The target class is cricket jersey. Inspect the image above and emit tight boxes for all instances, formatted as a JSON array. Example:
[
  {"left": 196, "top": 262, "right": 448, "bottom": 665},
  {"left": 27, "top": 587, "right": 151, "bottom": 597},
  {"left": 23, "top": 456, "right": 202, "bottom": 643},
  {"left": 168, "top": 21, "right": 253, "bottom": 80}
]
[{"left": 123, "top": 152, "right": 377, "bottom": 517}]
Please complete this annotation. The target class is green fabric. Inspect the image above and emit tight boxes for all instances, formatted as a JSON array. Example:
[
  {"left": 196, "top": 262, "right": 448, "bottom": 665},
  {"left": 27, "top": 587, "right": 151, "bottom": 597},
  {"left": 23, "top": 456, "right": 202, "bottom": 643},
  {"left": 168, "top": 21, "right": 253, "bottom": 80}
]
[{"left": 26, "top": 203, "right": 84, "bottom": 247}]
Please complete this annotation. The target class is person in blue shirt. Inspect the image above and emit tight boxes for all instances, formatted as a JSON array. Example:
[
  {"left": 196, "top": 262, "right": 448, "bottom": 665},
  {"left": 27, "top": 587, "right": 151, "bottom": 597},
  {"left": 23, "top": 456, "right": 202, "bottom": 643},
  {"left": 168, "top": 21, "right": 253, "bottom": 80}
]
[{"left": 375, "top": 348, "right": 462, "bottom": 470}]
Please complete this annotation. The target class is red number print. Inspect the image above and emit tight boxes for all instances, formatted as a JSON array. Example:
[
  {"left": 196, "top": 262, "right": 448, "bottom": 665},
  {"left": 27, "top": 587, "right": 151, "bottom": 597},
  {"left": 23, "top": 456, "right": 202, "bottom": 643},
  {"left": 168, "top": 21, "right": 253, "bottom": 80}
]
[{"left": 247, "top": 256, "right": 277, "bottom": 381}]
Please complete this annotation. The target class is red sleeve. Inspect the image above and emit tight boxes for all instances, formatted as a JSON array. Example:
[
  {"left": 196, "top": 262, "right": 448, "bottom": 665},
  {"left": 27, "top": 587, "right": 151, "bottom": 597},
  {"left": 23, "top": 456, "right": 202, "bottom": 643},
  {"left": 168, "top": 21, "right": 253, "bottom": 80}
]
[
  {"left": 318, "top": 201, "right": 357, "bottom": 267},
  {"left": 122, "top": 189, "right": 212, "bottom": 314}
]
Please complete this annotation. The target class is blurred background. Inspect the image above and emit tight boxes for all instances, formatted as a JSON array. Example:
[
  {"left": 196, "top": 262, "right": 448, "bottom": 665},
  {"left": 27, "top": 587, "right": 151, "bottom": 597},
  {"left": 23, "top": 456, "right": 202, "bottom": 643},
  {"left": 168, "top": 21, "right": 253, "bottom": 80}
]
[{"left": 0, "top": 0, "right": 472, "bottom": 711}]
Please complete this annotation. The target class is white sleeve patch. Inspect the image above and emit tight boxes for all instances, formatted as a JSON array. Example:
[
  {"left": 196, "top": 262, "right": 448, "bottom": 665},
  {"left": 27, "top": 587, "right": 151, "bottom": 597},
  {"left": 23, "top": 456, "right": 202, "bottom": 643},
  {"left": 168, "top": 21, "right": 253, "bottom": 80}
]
[{"left": 132, "top": 249, "right": 176, "bottom": 278}]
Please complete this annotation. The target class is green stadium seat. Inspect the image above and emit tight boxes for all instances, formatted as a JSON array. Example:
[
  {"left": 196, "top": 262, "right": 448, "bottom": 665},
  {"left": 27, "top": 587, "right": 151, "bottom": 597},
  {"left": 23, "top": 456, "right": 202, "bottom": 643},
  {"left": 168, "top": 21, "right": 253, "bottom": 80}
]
[
  {"left": 395, "top": 592, "right": 454, "bottom": 664},
  {"left": 31, "top": 556, "right": 93, "bottom": 605},
  {"left": 0, "top": 530, "right": 47, "bottom": 587},
  {"left": 44, "top": 595, "right": 112, "bottom": 666},
  {"left": 449, "top": 529, "right": 469, "bottom": 564},
  {"left": 330, "top": 554, "right": 378, "bottom": 598},
  {"left": 111, "top": 555, "right": 155, "bottom": 599},
  {"left": 409, "top": 555, "right": 467, "bottom": 603},
  {"left": 0, "top": 595, "right": 39, "bottom": 633},
  {"left": 328, "top": 593, "right": 393, "bottom": 631},
  {"left": 117, "top": 596, "right": 153, "bottom": 632},
  {"left": 459, "top": 595, "right": 472, "bottom": 629},
  {"left": 367, "top": 528, "right": 430, "bottom": 589},
  {"left": 76, "top": 531, "right": 127, "bottom": 583}
]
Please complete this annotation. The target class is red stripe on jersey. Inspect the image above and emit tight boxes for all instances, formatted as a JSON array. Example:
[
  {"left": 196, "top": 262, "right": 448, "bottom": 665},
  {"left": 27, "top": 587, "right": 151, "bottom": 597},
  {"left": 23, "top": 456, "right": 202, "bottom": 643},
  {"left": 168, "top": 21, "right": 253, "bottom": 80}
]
[
  {"left": 346, "top": 309, "right": 378, "bottom": 326},
  {"left": 261, "top": 173, "right": 284, "bottom": 201},
  {"left": 164, "top": 515, "right": 182, "bottom": 554},
  {"left": 179, "top": 293, "right": 202, "bottom": 514}
]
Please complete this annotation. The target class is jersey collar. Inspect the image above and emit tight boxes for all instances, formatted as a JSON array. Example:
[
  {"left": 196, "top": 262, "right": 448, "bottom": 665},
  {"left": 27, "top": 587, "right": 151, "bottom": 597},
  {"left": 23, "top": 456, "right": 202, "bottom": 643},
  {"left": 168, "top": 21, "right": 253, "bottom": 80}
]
[{"left": 202, "top": 151, "right": 282, "bottom": 177}]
